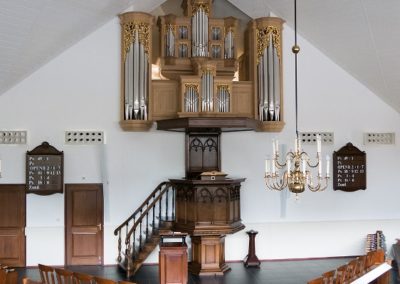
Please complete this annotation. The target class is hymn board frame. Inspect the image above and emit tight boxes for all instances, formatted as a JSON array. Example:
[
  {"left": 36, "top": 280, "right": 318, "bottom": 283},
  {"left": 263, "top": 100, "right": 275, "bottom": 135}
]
[
  {"left": 333, "top": 142, "right": 366, "bottom": 192},
  {"left": 26, "top": 142, "right": 64, "bottom": 195}
]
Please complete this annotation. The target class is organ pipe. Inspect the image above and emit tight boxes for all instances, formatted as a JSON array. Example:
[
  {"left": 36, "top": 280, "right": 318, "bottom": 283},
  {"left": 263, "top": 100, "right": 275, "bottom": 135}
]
[
  {"left": 121, "top": 18, "right": 151, "bottom": 121},
  {"left": 192, "top": 7, "right": 208, "bottom": 57},
  {"left": 184, "top": 85, "right": 199, "bottom": 112},
  {"left": 224, "top": 30, "right": 234, "bottom": 59},
  {"left": 256, "top": 23, "right": 282, "bottom": 122},
  {"left": 166, "top": 26, "right": 175, "bottom": 57},
  {"left": 201, "top": 70, "right": 214, "bottom": 111},
  {"left": 216, "top": 85, "right": 230, "bottom": 112}
]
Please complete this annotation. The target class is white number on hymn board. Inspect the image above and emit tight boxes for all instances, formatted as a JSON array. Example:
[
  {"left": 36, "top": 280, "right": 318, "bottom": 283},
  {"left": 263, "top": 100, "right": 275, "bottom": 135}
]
[
  {"left": 28, "top": 156, "right": 62, "bottom": 190},
  {"left": 336, "top": 156, "right": 365, "bottom": 187}
]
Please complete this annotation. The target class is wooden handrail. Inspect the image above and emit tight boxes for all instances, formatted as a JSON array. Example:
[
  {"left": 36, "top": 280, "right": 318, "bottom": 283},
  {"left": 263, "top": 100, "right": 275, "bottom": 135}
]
[
  {"left": 125, "top": 183, "right": 173, "bottom": 241},
  {"left": 114, "top": 181, "right": 176, "bottom": 276},
  {"left": 113, "top": 181, "right": 169, "bottom": 235}
]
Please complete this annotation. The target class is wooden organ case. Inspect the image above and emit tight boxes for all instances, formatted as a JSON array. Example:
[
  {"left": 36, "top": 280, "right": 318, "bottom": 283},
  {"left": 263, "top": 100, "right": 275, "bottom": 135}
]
[
  {"left": 119, "top": 0, "right": 287, "bottom": 277},
  {"left": 119, "top": 0, "right": 286, "bottom": 131}
]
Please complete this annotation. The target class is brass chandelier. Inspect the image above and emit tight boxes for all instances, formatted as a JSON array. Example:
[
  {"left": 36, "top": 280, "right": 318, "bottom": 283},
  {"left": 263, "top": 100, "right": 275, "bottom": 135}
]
[{"left": 264, "top": 0, "right": 329, "bottom": 195}]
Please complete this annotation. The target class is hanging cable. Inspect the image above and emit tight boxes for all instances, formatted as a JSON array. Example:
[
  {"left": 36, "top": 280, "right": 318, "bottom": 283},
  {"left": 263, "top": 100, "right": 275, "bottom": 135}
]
[{"left": 292, "top": 0, "right": 300, "bottom": 139}]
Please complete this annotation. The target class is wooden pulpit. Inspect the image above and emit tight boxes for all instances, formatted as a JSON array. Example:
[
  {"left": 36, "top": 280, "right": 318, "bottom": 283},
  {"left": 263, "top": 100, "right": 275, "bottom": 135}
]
[{"left": 158, "top": 117, "right": 257, "bottom": 276}]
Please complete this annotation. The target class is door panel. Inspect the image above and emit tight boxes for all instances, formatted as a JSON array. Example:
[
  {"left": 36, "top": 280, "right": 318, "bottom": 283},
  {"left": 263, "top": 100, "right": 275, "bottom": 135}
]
[
  {"left": 65, "top": 184, "right": 103, "bottom": 265},
  {"left": 0, "top": 185, "right": 26, "bottom": 267}
]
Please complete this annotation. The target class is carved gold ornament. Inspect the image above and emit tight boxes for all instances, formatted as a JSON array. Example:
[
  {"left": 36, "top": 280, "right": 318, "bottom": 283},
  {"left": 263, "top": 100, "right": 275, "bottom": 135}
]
[
  {"left": 256, "top": 26, "right": 281, "bottom": 63},
  {"left": 192, "top": 2, "right": 210, "bottom": 15},
  {"left": 217, "top": 85, "right": 230, "bottom": 93},
  {"left": 122, "top": 22, "right": 151, "bottom": 61},
  {"left": 165, "top": 24, "right": 176, "bottom": 34},
  {"left": 185, "top": 84, "right": 199, "bottom": 92}
]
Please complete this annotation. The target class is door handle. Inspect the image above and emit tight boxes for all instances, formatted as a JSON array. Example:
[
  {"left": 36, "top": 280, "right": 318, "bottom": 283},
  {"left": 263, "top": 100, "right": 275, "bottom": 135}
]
[{"left": 97, "top": 223, "right": 102, "bottom": 231}]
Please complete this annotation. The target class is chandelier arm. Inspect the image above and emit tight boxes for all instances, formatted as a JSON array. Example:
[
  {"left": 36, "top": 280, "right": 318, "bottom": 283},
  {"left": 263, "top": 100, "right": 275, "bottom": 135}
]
[
  {"left": 265, "top": 172, "right": 288, "bottom": 191},
  {"left": 275, "top": 159, "right": 287, "bottom": 169},
  {"left": 306, "top": 159, "right": 319, "bottom": 168},
  {"left": 305, "top": 152, "right": 321, "bottom": 168},
  {"left": 265, "top": 178, "right": 284, "bottom": 191},
  {"left": 307, "top": 177, "right": 328, "bottom": 192}
]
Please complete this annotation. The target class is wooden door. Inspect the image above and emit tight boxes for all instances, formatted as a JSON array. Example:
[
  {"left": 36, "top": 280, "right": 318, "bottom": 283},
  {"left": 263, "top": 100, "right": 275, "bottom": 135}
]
[
  {"left": 65, "top": 184, "right": 103, "bottom": 265},
  {"left": 0, "top": 184, "right": 26, "bottom": 267}
]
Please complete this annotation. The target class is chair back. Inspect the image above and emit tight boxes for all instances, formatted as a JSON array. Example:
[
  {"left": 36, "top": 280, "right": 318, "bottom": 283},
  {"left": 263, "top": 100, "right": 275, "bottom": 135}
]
[
  {"left": 307, "top": 276, "right": 324, "bottom": 284},
  {"left": 38, "top": 264, "right": 56, "bottom": 284},
  {"left": 355, "top": 255, "right": 366, "bottom": 277},
  {"left": 346, "top": 259, "right": 358, "bottom": 280},
  {"left": 5, "top": 269, "right": 18, "bottom": 284},
  {"left": 73, "top": 272, "right": 94, "bottom": 284},
  {"left": 118, "top": 281, "right": 137, "bottom": 284},
  {"left": 0, "top": 269, "right": 6, "bottom": 284},
  {"left": 55, "top": 268, "right": 74, "bottom": 284},
  {"left": 322, "top": 269, "right": 335, "bottom": 284},
  {"left": 335, "top": 264, "right": 347, "bottom": 284},
  {"left": 22, "top": 278, "right": 42, "bottom": 284},
  {"left": 92, "top": 276, "right": 117, "bottom": 284}
]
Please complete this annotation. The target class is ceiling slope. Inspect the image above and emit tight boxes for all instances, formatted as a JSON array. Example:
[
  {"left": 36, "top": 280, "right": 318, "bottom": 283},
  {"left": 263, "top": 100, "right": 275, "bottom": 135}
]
[
  {"left": 229, "top": 0, "right": 400, "bottom": 113},
  {"left": 0, "top": 0, "right": 165, "bottom": 95}
]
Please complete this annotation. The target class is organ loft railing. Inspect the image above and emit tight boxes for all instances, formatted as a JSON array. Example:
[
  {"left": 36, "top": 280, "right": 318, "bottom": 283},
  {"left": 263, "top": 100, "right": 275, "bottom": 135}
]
[{"left": 113, "top": 182, "right": 176, "bottom": 277}]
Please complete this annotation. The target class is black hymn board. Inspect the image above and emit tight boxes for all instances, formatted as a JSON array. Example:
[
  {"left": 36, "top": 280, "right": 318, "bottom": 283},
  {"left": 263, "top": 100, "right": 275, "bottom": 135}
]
[
  {"left": 26, "top": 142, "right": 64, "bottom": 195},
  {"left": 333, "top": 142, "right": 366, "bottom": 192}
]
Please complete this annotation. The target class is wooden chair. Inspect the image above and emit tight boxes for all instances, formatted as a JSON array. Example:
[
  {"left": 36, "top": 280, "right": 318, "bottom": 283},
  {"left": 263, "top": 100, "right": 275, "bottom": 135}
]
[
  {"left": 0, "top": 268, "right": 6, "bottom": 284},
  {"left": 22, "top": 278, "right": 42, "bottom": 284},
  {"left": 55, "top": 268, "right": 74, "bottom": 284},
  {"left": 307, "top": 276, "right": 324, "bottom": 284},
  {"left": 118, "top": 281, "right": 136, "bottom": 284},
  {"left": 73, "top": 272, "right": 94, "bottom": 284},
  {"left": 322, "top": 269, "right": 336, "bottom": 284},
  {"left": 335, "top": 264, "right": 347, "bottom": 284},
  {"left": 38, "top": 264, "right": 56, "bottom": 284},
  {"left": 5, "top": 269, "right": 18, "bottom": 284},
  {"left": 92, "top": 276, "right": 117, "bottom": 284},
  {"left": 355, "top": 255, "right": 366, "bottom": 277},
  {"left": 346, "top": 259, "right": 358, "bottom": 280}
]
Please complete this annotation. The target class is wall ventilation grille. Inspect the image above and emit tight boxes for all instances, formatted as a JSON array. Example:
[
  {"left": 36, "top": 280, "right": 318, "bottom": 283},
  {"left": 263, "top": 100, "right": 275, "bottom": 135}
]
[
  {"left": 364, "top": 133, "right": 395, "bottom": 145},
  {"left": 65, "top": 131, "right": 104, "bottom": 145},
  {"left": 299, "top": 132, "right": 334, "bottom": 145},
  {"left": 0, "top": 130, "right": 27, "bottom": 144}
]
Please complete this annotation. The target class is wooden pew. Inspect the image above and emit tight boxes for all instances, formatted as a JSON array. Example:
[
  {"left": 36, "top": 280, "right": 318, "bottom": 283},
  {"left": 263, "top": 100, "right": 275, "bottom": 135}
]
[
  {"left": 0, "top": 265, "right": 18, "bottom": 284},
  {"left": 308, "top": 249, "right": 390, "bottom": 284}
]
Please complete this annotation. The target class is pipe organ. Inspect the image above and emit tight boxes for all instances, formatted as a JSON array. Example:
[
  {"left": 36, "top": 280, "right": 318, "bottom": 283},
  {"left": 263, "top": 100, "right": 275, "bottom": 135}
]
[
  {"left": 117, "top": 0, "right": 287, "bottom": 277},
  {"left": 119, "top": 1, "right": 285, "bottom": 132},
  {"left": 120, "top": 12, "right": 154, "bottom": 131}
]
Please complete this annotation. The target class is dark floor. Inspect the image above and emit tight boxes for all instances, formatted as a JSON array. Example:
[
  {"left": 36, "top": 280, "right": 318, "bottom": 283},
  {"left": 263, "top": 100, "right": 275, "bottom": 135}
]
[{"left": 16, "top": 258, "right": 400, "bottom": 284}]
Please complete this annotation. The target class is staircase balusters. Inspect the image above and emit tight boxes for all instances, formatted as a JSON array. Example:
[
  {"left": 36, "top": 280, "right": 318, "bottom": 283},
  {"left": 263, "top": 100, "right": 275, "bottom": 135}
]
[
  {"left": 117, "top": 230, "right": 122, "bottom": 262},
  {"left": 125, "top": 223, "right": 129, "bottom": 257},
  {"left": 139, "top": 218, "right": 143, "bottom": 251},
  {"left": 152, "top": 201, "right": 156, "bottom": 231},
  {"left": 165, "top": 188, "right": 169, "bottom": 220},
  {"left": 132, "top": 230, "right": 135, "bottom": 258},
  {"left": 172, "top": 187, "right": 175, "bottom": 220},
  {"left": 145, "top": 207, "right": 149, "bottom": 242},
  {"left": 159, "top": 193, "right": 162, "bottom": 221},
  {"left": 114, "top": 182, "right": 176, "bottom": 277}
]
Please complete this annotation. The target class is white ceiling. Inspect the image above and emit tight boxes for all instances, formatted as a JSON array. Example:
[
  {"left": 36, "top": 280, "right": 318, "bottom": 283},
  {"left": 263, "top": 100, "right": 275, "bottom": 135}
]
[{"left": 1, "top": 0, "right": 399, "bottom": 113}]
